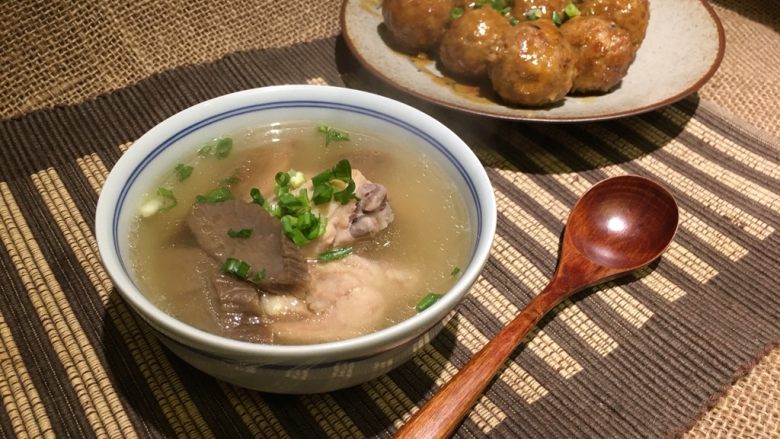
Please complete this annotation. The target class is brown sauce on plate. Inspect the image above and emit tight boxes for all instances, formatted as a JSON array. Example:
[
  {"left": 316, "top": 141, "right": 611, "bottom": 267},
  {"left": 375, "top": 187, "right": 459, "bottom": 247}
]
[{"left": 409, "top": 55, "right": 492, "bottom": 104}]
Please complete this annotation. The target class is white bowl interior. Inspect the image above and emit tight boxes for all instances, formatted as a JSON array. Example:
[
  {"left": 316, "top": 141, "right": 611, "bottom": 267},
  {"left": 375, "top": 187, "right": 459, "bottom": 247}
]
[{"left": 97, "top": 85, "right": 496, "bottom": 364}]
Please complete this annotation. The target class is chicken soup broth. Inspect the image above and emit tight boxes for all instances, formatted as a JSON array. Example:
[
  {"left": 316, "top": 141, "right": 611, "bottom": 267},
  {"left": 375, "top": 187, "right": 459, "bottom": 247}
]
[{"left": 130, "top": 122, "right": 472, "bottom": 344}]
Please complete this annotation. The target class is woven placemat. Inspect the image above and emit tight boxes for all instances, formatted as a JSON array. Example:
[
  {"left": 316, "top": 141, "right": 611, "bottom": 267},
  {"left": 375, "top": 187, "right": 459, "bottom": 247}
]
[{"left": 0, "top": 33, "right": 778, "bottom": 437}]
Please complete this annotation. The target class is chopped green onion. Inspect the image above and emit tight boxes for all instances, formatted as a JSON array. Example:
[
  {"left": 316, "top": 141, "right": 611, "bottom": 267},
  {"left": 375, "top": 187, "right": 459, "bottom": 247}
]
[
  {"left": 333, "top": 179, "right": 357, "bottom": 204},
  {"left": 198, "top": 137, "right": 233, "bottom": 158},
  {"left": 266, "top": 203, "right": 282, "bottom": 218},
  {"left": 564, "top": 3, "right": 580, "bottom": 18},
  {"left": 297, "top": 211, "right": 314, "bottom": 230},
  {"left": 281, "top": 216, "right": 311, "bottom": 246},
  {"left": 296, "top": 188, "right": 311, "bottom": 209},
  {"left": 510, "top": 17, "right": 520, "bottom": 25},
  {"left": 195, "top": 186, "right": 233, "bottom": 204},
  {"left": 449, "top": 6, "right": 464, "bottom": 19},
  {"left": 312, "top": 168, "right": 334, "bottom": 186},
  {"left": 451, "top": 266, "right": 461, "bottom": 276},
  {"left": 552, "top": 10, "right": 562, "bottom": 25},
  {"left": 174, "top": 164, "right": 193, "bottom": 181},
  {"left": 280, "top": 215, "right": 297, "bottom": 233},
  {"left": 311, "top": 185, "right": 331, "bottom": 205},
  {"left": 312, "top": 182, "right": 334, "bottom": 205},
  {"left": 278, "top": 192, "right": 304, "bottom": 211},
  {"left": 318, "top": 247, "right": 353, "bottom": 263},
  {"left": 332, "top": 159, "right": 352, "bottom": 181},
  {"left": 227, "top": 228, "right": 252, "bottom": 239},
  {"left": 275, "top": 171, "right": 291, "bottom": 188},
  {"left": 318, "top": 125, "right": 350, "bottom": 146},
  {"left": 260, "top": 162, "right": 342, "bottom": 246},
  {"left": 474, "top": 0, "right": 510, "bottom": 14},
  {"left": 222, "top": 257, "right": 251, "bottom": 279},
  {"left": 157, "top": 187, "right": 177, "bottom": 212},
  {"left": 250, "top": 187, "right": 265, "bottom": 205},
  {"left": 415, "top": 293, "right": 443, "bottom": 313},
  {"left": 288, "top": 170, "right": 305, "bottom": 188},
  {"left": 277, "top": 205, "right": 326, "bottom": 246},
  {"left": 489, "top": 0, "right": 507, "bottom": 11},
  {"left": 312, "top": 186, "right": 331, "bottom": 204},
  {"left": 524, "top": 7, "right": 542, "bottom": 20},
  {"left": 276, "top": 188, "right": 309, "bottom": 216},
  {"left": 222, "top": 257, "right": 266, "bottom": 284},
  {"left": 500, "top": 6, "right": 512, "bottom": 15},
  {"left": 275, "top": 170, "right": 308, "bottom": 198},
  {"left": 215, "top": 137, "right": 233, "bottom": 159},
  {"left": 198, "top": 143, "right": 214, "bottom": 156},
  {"left": 252, "top": 269, "right": 267, "bottom": 283},
  {"left": 311, "top": 159, "right": 357, "bottom": 205},
  {"left": 307, "top": 215, "right": 328, "bottom": 240}
]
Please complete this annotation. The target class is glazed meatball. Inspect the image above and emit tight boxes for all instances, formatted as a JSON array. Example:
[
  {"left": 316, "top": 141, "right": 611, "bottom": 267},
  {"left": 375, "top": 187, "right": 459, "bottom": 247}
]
[
  {"left": 511, "top": 0, "right": 568, "bottom": 20},
  {"left": 382, "top": 0, "right": 454, "bottom": 53},
  {"left": 561, "top": 15, "right": 635, "bottom": 93},
  {"left": 438, "top": 7, "right": 510, "bottom": 79},
  {"left": 489, "top": 19, "right": 576, "bottom": 106},
  {"left": 580, "top": 0, "right": 649, "bottom": 47}
]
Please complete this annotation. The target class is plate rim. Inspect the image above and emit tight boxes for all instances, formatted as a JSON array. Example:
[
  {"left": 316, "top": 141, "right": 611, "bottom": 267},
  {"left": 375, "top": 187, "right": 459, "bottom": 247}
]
[{"left": 340, "top": 0, "right": 726, "bottom": 122}]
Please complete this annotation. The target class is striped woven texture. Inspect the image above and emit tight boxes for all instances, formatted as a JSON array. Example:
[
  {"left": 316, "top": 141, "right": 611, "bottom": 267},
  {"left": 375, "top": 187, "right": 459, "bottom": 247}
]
[{"left": 1, "top": 35, "right": 779, "bottom": 439}]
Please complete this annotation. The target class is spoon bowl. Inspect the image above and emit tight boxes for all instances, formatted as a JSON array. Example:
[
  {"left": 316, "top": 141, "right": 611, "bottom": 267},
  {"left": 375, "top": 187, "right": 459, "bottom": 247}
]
[
  {"left": 568, "top": 176, "right": 679, "bottom": 270},
  {"left": 395, "top": 175, "right": 679, "bottom": 439}
]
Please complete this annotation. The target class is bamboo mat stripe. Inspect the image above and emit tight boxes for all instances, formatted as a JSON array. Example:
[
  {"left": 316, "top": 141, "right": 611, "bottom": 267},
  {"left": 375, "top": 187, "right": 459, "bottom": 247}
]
[
  {"left": 517, "top": 128, "right": 764, "bottom": 277},
  {"left": 0, "top": 35, "right": 779, "bottom": 438},
  {"left": 674, "top": 97, "right": 780, "bottom": 160},
  {"left": 31, "top": 164, "right": 207, "bottom": 437},
  {"left": 0, "top": 213, "right": 57, "bottom": 439},
  {"left": 642, "top": 111, "right": 780, "bottom": 186},
  {"left": 546, "top": 123, "right": 775, "bottom": 242}
]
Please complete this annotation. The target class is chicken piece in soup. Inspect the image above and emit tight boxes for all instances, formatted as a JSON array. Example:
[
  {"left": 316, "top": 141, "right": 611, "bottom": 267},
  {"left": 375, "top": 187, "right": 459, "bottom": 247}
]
[{"left": 130, "top": 122, "right": 471, "bottom": 345}]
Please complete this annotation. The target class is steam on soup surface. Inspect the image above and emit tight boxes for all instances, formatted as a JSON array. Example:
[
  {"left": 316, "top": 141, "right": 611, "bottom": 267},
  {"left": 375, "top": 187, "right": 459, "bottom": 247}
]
[{"left": 130, "top": 122, "right": 471, "bottom": 345}]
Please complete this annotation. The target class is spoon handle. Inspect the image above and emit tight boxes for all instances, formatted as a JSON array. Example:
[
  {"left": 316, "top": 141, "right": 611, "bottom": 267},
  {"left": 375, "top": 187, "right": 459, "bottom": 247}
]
[{"left": 394, "top": 282, "right": 567, "bottom": 439}]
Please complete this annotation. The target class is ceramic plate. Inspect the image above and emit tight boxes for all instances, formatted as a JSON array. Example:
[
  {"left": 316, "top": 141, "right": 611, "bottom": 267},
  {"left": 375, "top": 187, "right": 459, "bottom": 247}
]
[{"left": 341, "top": 0, "right": 725, "bottom": 122}]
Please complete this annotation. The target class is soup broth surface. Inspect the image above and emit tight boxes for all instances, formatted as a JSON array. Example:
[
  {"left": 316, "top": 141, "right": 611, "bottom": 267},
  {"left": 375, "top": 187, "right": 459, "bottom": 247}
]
[{"left": 131, "top": 122, "right": 471, "bottom": 344}]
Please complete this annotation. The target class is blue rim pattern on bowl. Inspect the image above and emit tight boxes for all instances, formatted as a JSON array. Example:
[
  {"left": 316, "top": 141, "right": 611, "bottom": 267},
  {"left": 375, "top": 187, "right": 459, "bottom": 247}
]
[{"left": 112, "top": 100, "right": 484, "bottom": 283}]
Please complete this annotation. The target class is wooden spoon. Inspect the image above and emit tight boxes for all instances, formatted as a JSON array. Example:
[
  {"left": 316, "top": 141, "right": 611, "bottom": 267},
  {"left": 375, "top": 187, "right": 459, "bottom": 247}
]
[{"left": 395, "top": 175, "right": 679, "bottom": 439}]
